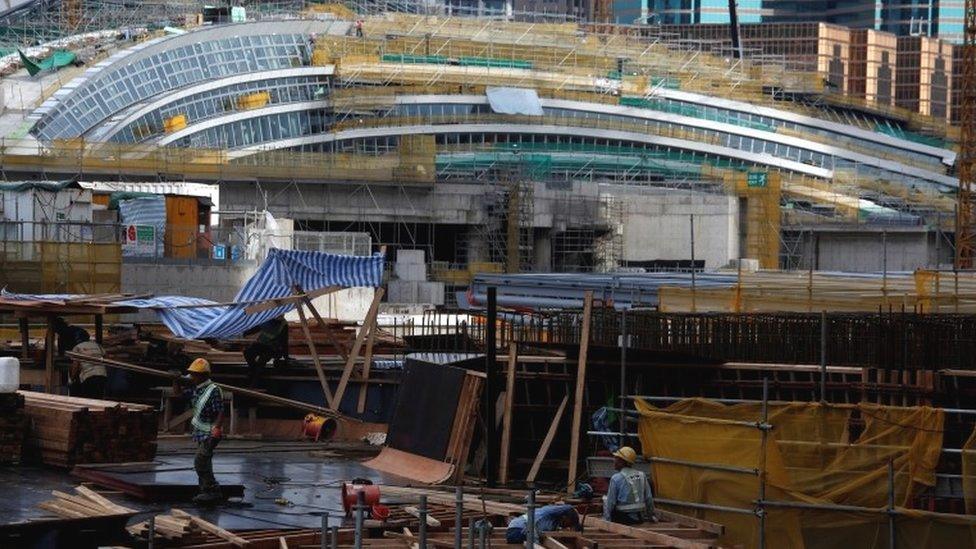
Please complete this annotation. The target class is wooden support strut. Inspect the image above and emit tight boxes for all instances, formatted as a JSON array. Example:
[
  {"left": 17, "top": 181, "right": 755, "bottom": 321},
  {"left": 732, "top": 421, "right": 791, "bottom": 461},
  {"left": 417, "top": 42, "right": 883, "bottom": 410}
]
[
  {"left": 527, "top": 394, "right": 569, "bottom": 483},
  {"left": 357, "top": 318, "right": 378, "bottom": 414},
  {"left": 566, "top": 290, "right": 593, "bottom": 493},
  {"left": 292, "top": 283, "right": 350, "bottom": 362},
  {"left": 498, "top": 342, "right": 517, "bottom": 484},
  {"left": 332, "top": 287, "right": 385, "bottom": 410},
  {"left": 295, "top": 297, "right": 336, "bottom": 409}
]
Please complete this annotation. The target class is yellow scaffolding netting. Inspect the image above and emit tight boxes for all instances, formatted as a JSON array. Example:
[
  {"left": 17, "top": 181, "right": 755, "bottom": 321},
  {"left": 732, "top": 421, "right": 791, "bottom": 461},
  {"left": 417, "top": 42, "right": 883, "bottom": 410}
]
[{"left": 633, "top": 398, "right": 976, "bottom": 548}]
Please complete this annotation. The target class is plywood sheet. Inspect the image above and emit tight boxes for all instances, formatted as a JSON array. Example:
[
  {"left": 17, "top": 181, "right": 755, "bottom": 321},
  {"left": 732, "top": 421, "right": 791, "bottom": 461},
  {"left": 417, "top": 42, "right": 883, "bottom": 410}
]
[
  {"left": 386, "top": 359, "right": 465, "bottom": 460},
  {"left": 362, "top": 447, "right": 455, "bottom": 484}
]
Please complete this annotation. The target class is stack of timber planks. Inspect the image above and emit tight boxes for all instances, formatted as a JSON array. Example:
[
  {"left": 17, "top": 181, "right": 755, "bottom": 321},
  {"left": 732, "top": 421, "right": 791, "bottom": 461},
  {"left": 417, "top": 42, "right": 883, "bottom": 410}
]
[
  {"left": 20, "top": 391, "right": 158, "bottom": 468},
  {"left": 0, "top": 392, "right": 28, "bottom": 464}
]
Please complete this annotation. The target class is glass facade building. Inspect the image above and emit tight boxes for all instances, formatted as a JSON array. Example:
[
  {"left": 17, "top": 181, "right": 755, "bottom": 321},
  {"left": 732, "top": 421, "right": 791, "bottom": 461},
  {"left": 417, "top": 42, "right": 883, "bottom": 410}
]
[{"left": 642, "top": 0, "right": 964, "bottom": 42}]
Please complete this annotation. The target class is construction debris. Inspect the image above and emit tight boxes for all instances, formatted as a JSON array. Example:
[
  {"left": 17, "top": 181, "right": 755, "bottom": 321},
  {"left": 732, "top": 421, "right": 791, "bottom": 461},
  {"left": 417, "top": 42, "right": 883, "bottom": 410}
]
[{"left": 35, "top": 485, "right": 136, "bottom": 520}]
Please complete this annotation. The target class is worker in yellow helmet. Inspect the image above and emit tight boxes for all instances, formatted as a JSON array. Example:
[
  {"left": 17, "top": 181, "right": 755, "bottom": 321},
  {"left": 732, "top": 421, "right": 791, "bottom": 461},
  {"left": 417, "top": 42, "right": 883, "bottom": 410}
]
[
  {"left": 174, "top": 358, "right": 225, "bottom": 504},
  {"left": 603, "top": 446, "right": 656, "bottom": 524}
]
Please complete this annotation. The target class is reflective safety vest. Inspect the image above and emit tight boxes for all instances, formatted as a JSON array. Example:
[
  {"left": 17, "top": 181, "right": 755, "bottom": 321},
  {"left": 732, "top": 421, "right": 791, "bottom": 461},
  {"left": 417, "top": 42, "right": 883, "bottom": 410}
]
[
  {"left": 616, "top": 467, "right": 648, "bottom": 513},
  {"left": 190, "top": 382, "right": 220, "bottom": 433}
]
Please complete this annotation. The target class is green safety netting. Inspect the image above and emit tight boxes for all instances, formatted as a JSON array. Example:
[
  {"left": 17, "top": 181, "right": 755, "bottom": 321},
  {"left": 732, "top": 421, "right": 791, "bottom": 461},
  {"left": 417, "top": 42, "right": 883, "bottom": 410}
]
[
  {"left": 458, "top": 56, "right": 532, "bottom": 69},
  {"left": 649, "top": 76, "right": 680, "bottom": 89},
  {"left": 620, "top": 96, "right": 776, "bottom": 132},
  {"left": 17, "top": 49, "right": 76, "bottom": 77},
  {"left": 382, "top": 53, "right": 450, "bottom": 64},
  {"left": 380, "top": 53, "right": 532, "bottom": 70},
  {"left": 873, "top": 121, "right": 947, "bottom": 148},
  {"left": 435, "top": 148, "right": 737, "bottom": 179}
]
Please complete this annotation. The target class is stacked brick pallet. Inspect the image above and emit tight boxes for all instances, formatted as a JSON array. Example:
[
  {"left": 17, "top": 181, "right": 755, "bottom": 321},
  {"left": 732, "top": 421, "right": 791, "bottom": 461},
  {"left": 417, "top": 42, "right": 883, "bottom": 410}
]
[
  {"left": 0, "top": 392, "right": 28, "bottom": 464},
  {"left": 20, "top": 391, "right": 158, "bottom": 468}
]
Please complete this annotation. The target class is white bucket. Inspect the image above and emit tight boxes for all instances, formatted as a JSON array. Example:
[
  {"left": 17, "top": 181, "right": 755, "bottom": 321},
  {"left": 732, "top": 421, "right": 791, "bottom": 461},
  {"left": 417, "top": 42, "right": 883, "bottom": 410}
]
[{"left": 0, "top": 357, "right": 20, "bottom": 393}]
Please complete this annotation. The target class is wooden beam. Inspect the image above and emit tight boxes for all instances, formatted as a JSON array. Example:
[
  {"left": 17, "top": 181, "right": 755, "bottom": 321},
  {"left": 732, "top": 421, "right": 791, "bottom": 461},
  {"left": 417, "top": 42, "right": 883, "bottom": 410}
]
[
  {"left": 357, "top": 319, "right": 377, "bottom": 414},
  {"left": 498, "top": 342, "right": 517, "bottom": 484},
  {"left": 295, "top": 301, "right": 336, "bottom": 408},
  {"left": 566, "top": 291, "right": 593, "bottom": 493},
  {"left": 65, "top": 352, "right": 351, "bottom": 419},
  {"left": 332, "top": 287, "right": 385, "bottom": 410},
  {"left": 19, "top": 317, "right": 29, "bottom": 360},
  {"left": 44, "top": 315, "right": 55, "bottom": 393},
  {"left": 527, "top": 394, "right": 569, "bottom": 483},
  {"left": 243, "top": 285, "right": 341, "bottom": 315}
]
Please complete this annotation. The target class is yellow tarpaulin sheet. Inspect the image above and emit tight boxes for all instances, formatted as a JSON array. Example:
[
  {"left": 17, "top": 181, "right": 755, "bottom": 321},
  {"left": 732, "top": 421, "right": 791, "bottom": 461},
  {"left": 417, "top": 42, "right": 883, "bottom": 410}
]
[{"left": 634, "top": 398, "right": 976, "bottom": 548}]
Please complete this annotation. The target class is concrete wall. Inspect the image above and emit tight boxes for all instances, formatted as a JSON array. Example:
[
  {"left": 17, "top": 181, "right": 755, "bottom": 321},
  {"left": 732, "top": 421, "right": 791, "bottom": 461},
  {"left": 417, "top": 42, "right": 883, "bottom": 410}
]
[
  {"left": 789, "top": 228, "right": 950, "bottom": 271},
  {"left": 220, "top": 181, "right": 742, "bottom": 271},
  {"left": 621, "top": 188, "right": 739, "bottom": 269},
  {"left": 121, "top": 261, "right": 256, "bottom": 322}
]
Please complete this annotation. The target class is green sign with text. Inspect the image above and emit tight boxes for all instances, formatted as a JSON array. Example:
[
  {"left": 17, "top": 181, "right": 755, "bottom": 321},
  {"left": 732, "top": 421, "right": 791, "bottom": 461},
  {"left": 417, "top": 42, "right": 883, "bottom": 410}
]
[{"left": 747, "top": 172, "right": 768, "bottom": 188}]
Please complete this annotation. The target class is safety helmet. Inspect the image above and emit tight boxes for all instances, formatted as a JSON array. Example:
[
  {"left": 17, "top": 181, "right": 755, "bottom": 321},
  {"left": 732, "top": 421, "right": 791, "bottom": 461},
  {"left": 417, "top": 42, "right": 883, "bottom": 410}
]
[
  {"left": 613, "top": 446, "right": 638, "bottom": 464},
  {"left": 186, "top": 358, "right": 211, "bottom": 374}
]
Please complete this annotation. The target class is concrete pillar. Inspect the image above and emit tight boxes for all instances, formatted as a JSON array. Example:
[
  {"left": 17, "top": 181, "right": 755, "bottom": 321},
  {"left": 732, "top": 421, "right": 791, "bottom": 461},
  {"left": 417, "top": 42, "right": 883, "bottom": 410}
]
[
  {"left": 533, "top": 228, "right": 552, "bottom": 272},
  {"left": 465, "top": 229, "right": 490, "bottom": 264}
]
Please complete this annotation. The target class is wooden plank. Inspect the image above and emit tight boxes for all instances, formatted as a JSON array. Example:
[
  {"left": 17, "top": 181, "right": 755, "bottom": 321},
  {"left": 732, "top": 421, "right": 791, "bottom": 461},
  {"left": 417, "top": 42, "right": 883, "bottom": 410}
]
[
  {"left": 498, "top": 342, "right": 517, "bottom": 484},
  {"left": 526, "top": 394, "right": 569, "bottom": 483},
  {"left": 583, "top": 517, "right": 714, "bottom": 549},
  {"left": 653, "top": 509, "right": 723, "bottom": 536},
  {"left": 332, "top": 288, "right": 385, "bottom": 410},
  {"left": 403, "top": 506, "right": 442, "bottom": 527},
  {"left": 166, "top": 408, "right": 194, "bottom": 432},
  {"left": 171, "top": 509, "right": 249, "bottom": 547},
  {"left": 357, "top": 319, "right": 377, "bottom": 414},
  {"left": 295, "top": 300, "right": 336, "bottom": 408},
  {"left": 566, "top": 291, "right": 593, "bottom": 493}
]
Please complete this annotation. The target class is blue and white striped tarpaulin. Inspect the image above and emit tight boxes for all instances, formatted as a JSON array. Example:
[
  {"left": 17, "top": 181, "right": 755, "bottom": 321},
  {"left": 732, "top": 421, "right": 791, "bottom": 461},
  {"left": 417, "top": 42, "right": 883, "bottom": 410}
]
[
  {"left": 2, "top": 248, "right": 384, "bottom": 340},
  {"left": 118, "top": 248, "right": 384, "bottom": 339}
]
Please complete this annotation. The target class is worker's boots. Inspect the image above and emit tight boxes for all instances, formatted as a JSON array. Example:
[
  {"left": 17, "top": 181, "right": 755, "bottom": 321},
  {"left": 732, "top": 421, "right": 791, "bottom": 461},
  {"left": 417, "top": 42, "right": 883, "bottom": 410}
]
[{"left": 193, "top": 488, "right": 225, "bottom": 505}]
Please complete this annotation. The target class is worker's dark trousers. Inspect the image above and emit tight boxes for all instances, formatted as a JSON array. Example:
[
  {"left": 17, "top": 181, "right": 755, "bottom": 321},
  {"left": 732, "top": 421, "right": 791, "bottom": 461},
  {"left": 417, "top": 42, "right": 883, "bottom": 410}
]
[
  {"left": 611, "top": 509, "right": 644, "bottom": 525},
  {"left": 70, "top": 376, "right": 107, "bottom": 399},
  {"left": 194, "top": 437, "right": 221, "bottom": 496},
  {"left": 244, "top": 343, "right": 275, "bottom": 385}
]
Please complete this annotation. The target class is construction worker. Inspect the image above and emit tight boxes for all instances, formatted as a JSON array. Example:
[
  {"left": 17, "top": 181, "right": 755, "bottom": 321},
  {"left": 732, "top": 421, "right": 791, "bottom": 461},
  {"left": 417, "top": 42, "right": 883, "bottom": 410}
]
[
  {"left": 355, "top": 19, "right": 364, "bottom": 37},
  {"left": 505, "top": 503, "right": 580, "bottom": 544},
  {"left": 53, "top": 317, "right": 89, "bottom": 356},
  {"left": 68, "top": 341, "right": 108, "bottom": 399},
  {"left": 243, "top": 316, "right": 289, "bottom": 386},
  {"left": 174, "top": 358, "right": 225, "bottom": 504},
  {"left": 603, "top": 446, "right": 656, "bottom": 525}
]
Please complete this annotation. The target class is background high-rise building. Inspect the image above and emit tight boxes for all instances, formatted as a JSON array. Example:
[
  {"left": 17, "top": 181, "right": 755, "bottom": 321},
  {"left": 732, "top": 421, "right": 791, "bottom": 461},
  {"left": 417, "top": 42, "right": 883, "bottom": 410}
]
[{"left": 615, "top": 0, "right": 966, "bottom": 42}]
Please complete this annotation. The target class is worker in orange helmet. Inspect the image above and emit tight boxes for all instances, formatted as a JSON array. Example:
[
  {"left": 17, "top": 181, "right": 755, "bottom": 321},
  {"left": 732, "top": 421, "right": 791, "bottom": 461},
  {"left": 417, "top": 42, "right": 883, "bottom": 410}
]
[
  {"left": 603, "top": 446, "right": 657, "bottom": 524},
  {"left": 174, "top": 358, "right": 225, "bottom": 504}
]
